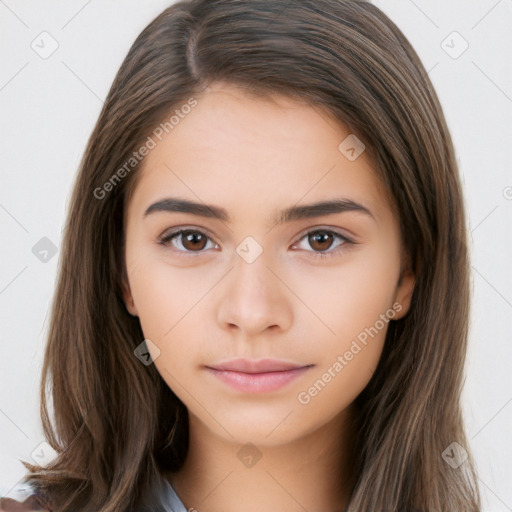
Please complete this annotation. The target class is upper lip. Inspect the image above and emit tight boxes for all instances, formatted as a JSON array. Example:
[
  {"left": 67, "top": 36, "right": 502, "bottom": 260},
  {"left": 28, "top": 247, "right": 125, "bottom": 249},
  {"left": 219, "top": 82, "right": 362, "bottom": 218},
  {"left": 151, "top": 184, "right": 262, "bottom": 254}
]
[{"left": 206, "top": 358, "right": 312, "bottom": 374}]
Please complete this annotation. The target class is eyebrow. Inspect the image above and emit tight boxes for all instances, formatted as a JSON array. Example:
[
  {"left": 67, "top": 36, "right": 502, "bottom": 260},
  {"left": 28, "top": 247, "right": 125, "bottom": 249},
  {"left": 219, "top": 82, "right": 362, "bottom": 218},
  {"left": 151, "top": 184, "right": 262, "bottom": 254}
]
[{"left": 143, "top": 197, "right": 375, "bottom": 225}]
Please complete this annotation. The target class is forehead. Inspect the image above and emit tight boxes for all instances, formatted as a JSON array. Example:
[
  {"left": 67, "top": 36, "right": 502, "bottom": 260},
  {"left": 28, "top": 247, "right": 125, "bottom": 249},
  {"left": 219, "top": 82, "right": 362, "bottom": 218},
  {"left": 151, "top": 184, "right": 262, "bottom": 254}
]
[{"left": 126, "top": 83, "right": 393, "bottom": 225}]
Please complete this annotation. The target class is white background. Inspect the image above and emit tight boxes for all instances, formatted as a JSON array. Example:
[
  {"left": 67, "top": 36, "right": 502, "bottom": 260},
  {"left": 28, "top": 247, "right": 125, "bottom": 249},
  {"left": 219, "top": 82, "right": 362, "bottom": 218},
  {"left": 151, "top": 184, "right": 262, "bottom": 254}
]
[{"left": 1, "top": 0, "right": 511, "bottom": 509}]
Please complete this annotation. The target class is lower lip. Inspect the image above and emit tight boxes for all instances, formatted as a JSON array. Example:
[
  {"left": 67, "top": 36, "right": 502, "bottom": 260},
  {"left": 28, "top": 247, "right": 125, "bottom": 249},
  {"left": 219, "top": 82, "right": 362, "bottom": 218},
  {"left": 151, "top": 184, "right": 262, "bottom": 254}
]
[{"left": 206, "top": 367, "right": 311, "bottom": 393}]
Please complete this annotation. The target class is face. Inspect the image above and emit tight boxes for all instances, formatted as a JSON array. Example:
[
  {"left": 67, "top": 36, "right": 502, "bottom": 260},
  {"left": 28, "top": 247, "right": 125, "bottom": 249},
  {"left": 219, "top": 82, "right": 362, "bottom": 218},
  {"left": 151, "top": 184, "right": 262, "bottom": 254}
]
[{"left": 122, "top": 82, "right": 415, "bottom": 447}]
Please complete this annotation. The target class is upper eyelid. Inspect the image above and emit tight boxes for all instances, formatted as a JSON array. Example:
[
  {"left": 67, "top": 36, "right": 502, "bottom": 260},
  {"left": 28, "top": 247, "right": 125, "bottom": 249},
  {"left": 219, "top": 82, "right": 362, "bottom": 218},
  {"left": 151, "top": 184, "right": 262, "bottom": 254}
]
[
  {"left": 294, "top": 226, "right": 353, "bottom": 243},
  {"left": 160, "top": 225, "right": 218, "bottom": 243}
]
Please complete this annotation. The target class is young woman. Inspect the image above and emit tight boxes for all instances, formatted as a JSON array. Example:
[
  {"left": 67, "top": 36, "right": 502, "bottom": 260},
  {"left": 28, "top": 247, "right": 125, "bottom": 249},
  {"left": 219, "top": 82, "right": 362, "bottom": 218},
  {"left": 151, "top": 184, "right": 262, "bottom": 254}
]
[{"left": 1, "top": 0, "right": 481, "bottom": 510}]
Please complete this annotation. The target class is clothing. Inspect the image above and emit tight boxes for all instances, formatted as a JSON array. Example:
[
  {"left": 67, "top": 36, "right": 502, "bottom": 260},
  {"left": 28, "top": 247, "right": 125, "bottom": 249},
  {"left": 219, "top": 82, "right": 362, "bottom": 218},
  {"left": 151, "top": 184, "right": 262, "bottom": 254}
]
[
  {"left": 0, "top": 493, "right": 50, "bottom": 512},
  {"left": 0, "top": 472, "right": 187, "bottom": 512},
  {"left": 139, "top": 471, "right": 188, "bottom": 512}
]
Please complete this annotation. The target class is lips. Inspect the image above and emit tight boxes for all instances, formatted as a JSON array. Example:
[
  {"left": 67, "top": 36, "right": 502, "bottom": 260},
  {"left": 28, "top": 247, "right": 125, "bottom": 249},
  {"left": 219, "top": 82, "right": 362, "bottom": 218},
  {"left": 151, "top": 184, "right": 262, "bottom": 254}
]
[
  {"left": 205, "top": 358, "right": 314, "bottom": 393},
  {"left": 207, "top": 358, "right": 310, "bottom": 373}
]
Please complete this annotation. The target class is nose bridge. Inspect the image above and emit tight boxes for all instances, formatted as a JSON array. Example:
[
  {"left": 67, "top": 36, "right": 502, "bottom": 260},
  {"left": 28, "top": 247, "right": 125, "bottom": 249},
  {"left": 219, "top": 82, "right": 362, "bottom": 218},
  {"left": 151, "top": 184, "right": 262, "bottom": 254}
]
[{"left": 216, "top": 240, "right": 292, "bottom": 335}]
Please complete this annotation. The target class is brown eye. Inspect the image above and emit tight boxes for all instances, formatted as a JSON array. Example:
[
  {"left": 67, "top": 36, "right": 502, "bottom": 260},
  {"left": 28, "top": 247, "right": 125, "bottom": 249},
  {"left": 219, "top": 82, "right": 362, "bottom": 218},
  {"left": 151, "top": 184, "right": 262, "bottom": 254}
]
[
  {"left": 159, "top": 229, "right": 216, "bottom": 254},
  {"left": 180, "top": 230, "right": 208, "bottom": 251},
  {"left": 308, "top": 231, "right": 336, "bottom": 252},
  {"left": 293, "top": 229, "right": 353, "bottom": 259}
]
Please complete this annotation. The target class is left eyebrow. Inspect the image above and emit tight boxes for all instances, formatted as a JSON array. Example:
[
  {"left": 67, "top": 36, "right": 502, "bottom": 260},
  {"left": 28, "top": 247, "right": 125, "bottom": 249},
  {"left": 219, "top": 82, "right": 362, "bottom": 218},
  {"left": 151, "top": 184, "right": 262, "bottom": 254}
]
[{"left": 143, "top": 197, "right": 376, "bottom": 225}]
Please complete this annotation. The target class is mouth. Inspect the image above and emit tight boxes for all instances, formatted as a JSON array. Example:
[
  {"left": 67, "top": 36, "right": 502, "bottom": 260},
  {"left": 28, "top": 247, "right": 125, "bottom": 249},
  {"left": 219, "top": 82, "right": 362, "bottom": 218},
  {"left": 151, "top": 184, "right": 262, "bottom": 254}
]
[{"left": 205, "top": 358, "right": 314, "bottom": 393}]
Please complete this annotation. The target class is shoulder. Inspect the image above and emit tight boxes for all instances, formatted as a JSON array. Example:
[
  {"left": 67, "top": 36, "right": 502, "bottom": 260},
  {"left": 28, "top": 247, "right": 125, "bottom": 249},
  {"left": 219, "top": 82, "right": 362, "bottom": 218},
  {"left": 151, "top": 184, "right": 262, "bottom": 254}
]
[{"left": 0, "top": 493, "right": 52, "bottom": 512}]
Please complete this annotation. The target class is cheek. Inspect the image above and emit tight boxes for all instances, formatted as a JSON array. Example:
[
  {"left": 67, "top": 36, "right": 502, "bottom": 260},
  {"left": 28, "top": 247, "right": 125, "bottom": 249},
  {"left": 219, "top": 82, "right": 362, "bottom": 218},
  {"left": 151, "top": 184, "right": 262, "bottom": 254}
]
[
  {"left": 127, "top": 262, "right": 206, "bottom": 388},
  {"left": 128, "top": 255, "right": 214, "bottom": 341},
  {"left": 292, "top": 245, "right": 400, "bottom": 342},
  {"left": 291, "top": 249, "right": 398, "bottom": 406},
  {"left": 294, "top": 293, "right": 390, "bottom": 422}
]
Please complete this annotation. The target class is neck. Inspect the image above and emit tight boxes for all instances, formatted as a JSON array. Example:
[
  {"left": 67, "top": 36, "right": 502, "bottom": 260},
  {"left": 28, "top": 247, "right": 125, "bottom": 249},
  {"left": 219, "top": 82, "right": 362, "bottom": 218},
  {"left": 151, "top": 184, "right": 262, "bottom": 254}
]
[{"left": 167, "top": 405, "right": 357, "bottom": 512}]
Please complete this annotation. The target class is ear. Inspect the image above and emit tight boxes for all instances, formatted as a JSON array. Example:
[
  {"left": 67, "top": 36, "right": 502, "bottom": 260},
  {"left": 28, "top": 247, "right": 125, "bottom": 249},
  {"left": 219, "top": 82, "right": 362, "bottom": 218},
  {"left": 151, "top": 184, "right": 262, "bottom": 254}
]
[
  {"left": 392, "top": 266, "right": 415, "bottom": 320},
  {"left": 121, "top": 273, "right": 138, "bottom": 317}
]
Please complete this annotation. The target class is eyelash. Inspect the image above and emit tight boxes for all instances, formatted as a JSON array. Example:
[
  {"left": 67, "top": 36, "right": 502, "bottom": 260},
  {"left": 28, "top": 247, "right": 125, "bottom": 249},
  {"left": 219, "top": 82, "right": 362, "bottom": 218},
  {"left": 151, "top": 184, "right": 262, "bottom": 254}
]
[{"left": 158, "top": 227, "right": 354, "bottom": 260}]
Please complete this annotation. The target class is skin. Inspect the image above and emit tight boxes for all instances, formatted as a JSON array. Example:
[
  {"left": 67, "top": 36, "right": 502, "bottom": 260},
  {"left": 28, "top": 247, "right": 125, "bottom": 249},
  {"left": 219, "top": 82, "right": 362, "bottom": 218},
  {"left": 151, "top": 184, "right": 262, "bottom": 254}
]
[{"left": 122, "top": 82, "right": 415, "bottom": 512}]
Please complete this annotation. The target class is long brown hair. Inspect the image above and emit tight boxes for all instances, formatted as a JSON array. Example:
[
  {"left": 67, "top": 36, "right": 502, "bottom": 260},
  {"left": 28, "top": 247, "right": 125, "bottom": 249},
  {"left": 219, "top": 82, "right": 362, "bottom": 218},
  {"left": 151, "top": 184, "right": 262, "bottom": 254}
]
[{"left": 21, "top": 1, "right": 481, "bottom": 510}]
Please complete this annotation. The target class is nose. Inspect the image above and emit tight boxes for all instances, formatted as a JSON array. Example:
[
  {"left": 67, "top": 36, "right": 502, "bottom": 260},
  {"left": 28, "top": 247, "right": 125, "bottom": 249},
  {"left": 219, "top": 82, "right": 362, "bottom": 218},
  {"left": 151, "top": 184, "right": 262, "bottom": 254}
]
[{"left": 216, "top": 249, "right": 293, "bottom": 338}]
